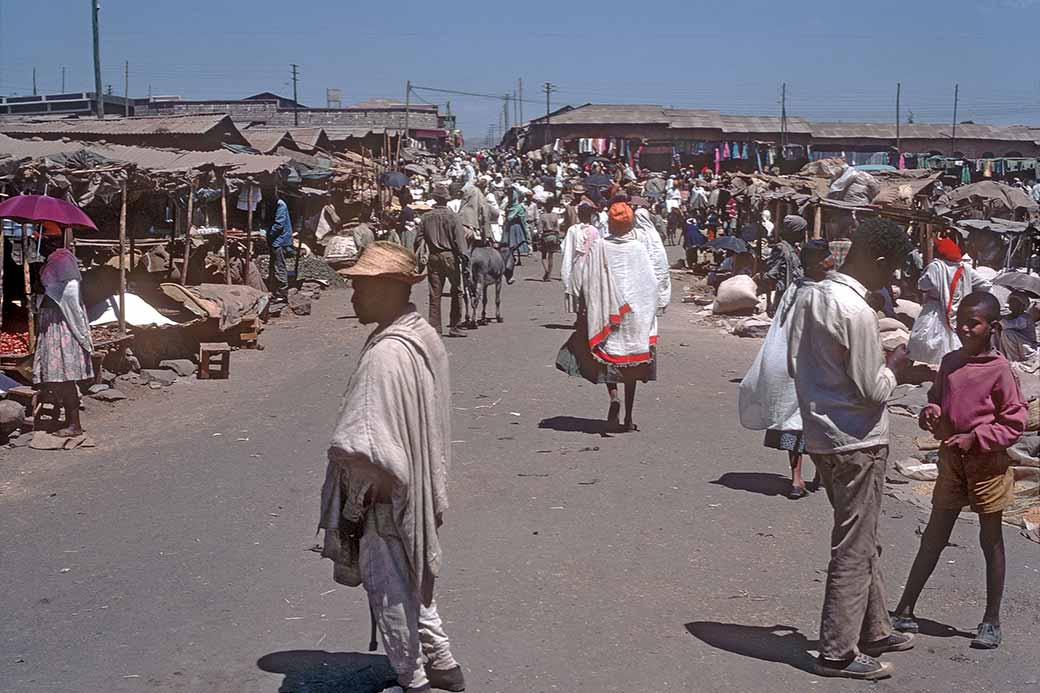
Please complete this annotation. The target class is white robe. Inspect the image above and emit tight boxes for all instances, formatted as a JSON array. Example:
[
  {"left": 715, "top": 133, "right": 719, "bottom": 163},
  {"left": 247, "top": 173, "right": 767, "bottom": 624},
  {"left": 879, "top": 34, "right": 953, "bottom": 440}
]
[
  {"left": 561, "top": 223, "right": 600, "bottom": 313},
  {"left": 907, "top": 259, "right": 991, "bottom": 365},
  {"left": 323, "top": 308, "right": 450, "bottom": 604},
  {"left": 577, "top": 234, "right": 658, "bottom": 366}
]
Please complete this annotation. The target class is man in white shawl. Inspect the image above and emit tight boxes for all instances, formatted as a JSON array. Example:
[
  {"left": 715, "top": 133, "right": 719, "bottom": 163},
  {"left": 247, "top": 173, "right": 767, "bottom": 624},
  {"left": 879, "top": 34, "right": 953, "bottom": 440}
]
[
  {"left": 556, "top": 202, "right": 669, "bottom": 432},
  {"left": 319, "top": 242, "right": 465, "bottom": 693},
  {"left": 907, "top": 237, "right": 991, "bottom": 366},
  {"left": 561, "top": 203, "right": 601, "bottom": 313},
  {"left": 33, "top": 222, "right": 93, "bottom": 437}
]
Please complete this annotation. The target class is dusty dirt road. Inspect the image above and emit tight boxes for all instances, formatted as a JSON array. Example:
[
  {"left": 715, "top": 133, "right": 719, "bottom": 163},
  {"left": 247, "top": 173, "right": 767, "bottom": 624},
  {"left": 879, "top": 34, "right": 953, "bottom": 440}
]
[{"left": 2, "top": 253, "right": 1038, "bottom": 692}]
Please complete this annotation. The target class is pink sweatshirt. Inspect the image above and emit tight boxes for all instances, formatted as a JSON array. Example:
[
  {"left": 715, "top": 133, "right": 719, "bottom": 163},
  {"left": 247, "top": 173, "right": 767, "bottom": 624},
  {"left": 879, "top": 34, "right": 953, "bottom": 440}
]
[{"left": 925, "top": 350, "right": 1027, "bottom": 452}]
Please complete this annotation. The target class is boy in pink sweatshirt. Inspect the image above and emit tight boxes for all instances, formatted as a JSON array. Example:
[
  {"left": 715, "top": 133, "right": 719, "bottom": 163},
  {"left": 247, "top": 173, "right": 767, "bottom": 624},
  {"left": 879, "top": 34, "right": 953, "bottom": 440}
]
[{"left": 892, "top": 291, "right": 1026, "bottom": 649}]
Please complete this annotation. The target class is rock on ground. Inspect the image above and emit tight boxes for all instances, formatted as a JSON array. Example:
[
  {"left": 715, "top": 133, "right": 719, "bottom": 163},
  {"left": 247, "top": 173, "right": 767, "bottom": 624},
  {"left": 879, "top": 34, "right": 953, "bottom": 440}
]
[
  {"left": 140, "top": 369, "right": 178, "bottom": 387},
  {"left": 92, "top": 388, "right": 128, "bottom": 402},
  {"left": 159, "top": 359, "right": 198, "bottom": 377},
  {"left": 0, "top": 399, "right": 26, "bottom": 437},
  {"left": 733, "top": 317, "right": 772, "bottom": 338}
]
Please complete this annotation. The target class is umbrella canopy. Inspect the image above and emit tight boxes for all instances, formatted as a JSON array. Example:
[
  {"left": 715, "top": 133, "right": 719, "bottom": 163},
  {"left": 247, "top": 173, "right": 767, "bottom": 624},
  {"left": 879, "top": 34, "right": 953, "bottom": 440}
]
[
  {"left": 378, "top": 170, "right": 410, "bottom": 189},
  {"left": 584, "top": 173, "right": 612, "bottom": 188},
  {"left": 992, "top": 271, "right": 1040, "bottom": 298},
  {"left": 0, "top": 194, "right": 98, "bottom": 230},
  {"left": 707, "top": 236, "right": 749, "bottom": 253}
]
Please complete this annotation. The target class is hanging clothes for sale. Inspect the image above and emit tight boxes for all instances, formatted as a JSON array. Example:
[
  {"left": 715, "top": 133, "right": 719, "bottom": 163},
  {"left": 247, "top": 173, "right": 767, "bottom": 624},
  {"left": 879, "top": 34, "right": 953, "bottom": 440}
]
[
  {"left": 961, "top": 165, "right": 972, "bottom": 185},
  {"left": 714, "top": 147, "right": 721, "bottom": 175},
  {"left": 722, "top": 142, "right": 731, "bottom": 159}
]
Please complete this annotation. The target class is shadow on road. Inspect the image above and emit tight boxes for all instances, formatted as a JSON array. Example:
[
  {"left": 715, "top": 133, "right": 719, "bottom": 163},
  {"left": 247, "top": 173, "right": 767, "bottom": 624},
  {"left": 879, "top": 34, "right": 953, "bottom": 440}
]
[
  {"left": 257, "top": 650, "right": 396, "bottom": 692},
  {"left": 542, "top": 323, "right": 575, "bottom": 330},
  {"left": 685, "top": 622, "right": 816, "bottom": 673},
  {"left": 538, "top": 416, "right": 613, "bottom": 436},
  {"left": 710, "top": 472, "right": 792, "bottom": 497},
  {"left": 913, "top": 617, "right": 976, "bottom": 639}
]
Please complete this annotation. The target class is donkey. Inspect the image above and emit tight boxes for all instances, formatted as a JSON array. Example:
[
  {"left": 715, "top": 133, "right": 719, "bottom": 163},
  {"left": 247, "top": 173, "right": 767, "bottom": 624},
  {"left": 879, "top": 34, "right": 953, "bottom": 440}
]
[{"left": 464, "top": 243, "right": 516, "bottom": 326}]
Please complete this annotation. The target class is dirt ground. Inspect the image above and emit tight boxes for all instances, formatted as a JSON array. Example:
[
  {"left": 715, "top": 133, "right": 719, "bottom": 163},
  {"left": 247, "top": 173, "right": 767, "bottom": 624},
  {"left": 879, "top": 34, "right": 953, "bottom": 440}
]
[{"left": 1, "top": 250, "right": 1038, "bottom": 692}]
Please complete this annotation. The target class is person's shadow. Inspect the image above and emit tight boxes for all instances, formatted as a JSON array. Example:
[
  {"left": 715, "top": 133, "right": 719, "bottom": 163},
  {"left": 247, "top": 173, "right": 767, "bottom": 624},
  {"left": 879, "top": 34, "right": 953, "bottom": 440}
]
[
  {"left": 257, "top": 650, "right": 396, "bottom": 692},
  {"left": 710, "top": 472, "right": 792, "bottom": 497},
  {"left": 538, "top": 416, "right": 613, "bottom": 436},
  {"left": 685, "top": 622, "right": 816, "bottom": 673}
]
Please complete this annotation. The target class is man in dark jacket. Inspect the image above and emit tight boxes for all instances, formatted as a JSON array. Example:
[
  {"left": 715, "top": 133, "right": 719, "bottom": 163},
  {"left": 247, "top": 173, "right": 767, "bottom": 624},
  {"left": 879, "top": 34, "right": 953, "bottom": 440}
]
[{"left": 267, "top": 195, "right": 294, "bottom": 303}]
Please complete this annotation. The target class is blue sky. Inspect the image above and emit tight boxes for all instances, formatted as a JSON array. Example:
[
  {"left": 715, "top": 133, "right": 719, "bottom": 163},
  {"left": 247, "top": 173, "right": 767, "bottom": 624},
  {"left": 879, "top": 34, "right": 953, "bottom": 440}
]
[{"left": 1, "top": 0, "right": 1039, "bottom": 143}]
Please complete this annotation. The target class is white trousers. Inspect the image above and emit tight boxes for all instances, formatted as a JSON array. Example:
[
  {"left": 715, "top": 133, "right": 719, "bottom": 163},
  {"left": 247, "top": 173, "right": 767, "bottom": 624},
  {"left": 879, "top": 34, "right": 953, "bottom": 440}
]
[{"left": 361, "top": 506, "right": 457, "bottom": 690}]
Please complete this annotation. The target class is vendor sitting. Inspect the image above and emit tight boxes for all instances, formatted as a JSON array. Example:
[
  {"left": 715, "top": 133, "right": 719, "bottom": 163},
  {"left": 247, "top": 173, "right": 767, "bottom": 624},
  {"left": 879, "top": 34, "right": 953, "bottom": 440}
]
[
  {"left": 33, "top": 222, "right": 93, "bottom": 437},
  {"left": 999, "top": 290, "right": 1039, "bottom": 368}
]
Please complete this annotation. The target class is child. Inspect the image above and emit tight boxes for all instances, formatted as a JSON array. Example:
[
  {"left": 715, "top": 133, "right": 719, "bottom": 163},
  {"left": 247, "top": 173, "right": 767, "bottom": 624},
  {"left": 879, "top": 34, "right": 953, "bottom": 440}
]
[{"left": 892, "top": 291, "right": 1027, "bottom": 649}]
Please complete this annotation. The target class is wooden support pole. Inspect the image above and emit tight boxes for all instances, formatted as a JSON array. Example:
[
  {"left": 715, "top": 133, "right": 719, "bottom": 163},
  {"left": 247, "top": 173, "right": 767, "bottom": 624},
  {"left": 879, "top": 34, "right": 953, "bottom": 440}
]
[
  {"left": 813, "top": 204, "right": 823, "bottom": 239},
  {"left": 182, "top": 177, "right": 196, "bottom": 284},
  {"left": 0, "top": 218, "right": 5, "bottom": 331},
  {"left": 22, "top": 225, "right": 33, "bottom": 351},
  {"left": 221, "top": 176, "right": 230, "bottom": 285},
  {"left": 923, "top": 224, "right": 934, "bottom": 265},
  {"left": 246, "top": 184, "right": 255, "bottom": 263},
  {"left": 118, "top": 180, "right": 128, "bottom": 336}
]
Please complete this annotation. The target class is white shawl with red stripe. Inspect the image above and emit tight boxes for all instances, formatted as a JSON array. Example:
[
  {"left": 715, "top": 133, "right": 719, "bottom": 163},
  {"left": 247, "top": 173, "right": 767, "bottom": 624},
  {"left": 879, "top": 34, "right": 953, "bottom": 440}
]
[{"left": 577, "top": 233, "right": 658, "bottom": 366}]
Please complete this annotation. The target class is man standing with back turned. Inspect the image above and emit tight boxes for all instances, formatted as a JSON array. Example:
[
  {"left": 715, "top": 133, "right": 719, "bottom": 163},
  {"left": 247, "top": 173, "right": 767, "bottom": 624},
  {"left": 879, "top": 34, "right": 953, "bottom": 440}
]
[
  {"left": 320, "top": 241, "right": 465, "bottom": 692},
  {"left": 416, "top": 183, "right": 469, "bottom": 338},
  {"left": 788, "top": 218, "right": 915, "bottom": 681}
]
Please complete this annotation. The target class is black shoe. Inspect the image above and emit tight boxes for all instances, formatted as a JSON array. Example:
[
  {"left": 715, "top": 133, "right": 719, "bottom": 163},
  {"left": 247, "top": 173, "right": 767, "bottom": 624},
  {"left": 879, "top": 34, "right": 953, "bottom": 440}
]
[
  {"left": 812, "top": 654, "right": 893, "bottom": 680},
  {"left": 859, "top": 631, "right": 915, "bottom": 656},
  {"left": 426, "top": 664, "right": 465, "bottom": 691},
  {"left": 971, "top": 622, "right": 1002, "bottom": 649},
  {"left": 891, "top": 615, "right": 920, "bottom": 633},
  {"left": 446, "top": 329, "right": 467, "bottom": 338}
]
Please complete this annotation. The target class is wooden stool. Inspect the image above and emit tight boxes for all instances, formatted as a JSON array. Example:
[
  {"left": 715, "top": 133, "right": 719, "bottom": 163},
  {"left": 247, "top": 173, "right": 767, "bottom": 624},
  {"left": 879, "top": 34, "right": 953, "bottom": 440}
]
[{"left": 198, "top": 342, "right": 231, "bottom": 380}]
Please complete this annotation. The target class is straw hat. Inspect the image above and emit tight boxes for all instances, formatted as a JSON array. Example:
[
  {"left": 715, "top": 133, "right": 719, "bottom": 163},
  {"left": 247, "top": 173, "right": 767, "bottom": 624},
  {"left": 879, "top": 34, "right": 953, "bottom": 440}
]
[{"left": 343, "top": 241, "right": 426, "bottom": 284}]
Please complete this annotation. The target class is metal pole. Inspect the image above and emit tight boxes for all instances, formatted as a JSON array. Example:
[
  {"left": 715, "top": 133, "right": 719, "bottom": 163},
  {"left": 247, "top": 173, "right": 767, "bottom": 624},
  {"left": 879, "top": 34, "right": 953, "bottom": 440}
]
[
  {"left": 61, "top": 66, "right": 66, "bottom": 92},
  {"left": 246, "top": 184, "right": 254, "bottom": 264},
  {"left": 895, "top": 82, "right": 901, "bottom": 156},
  {"left": 403, "top": 80, "right": 411, "bottom": 162},
  {"left": 32, "top": 67, "right": 37, "bottom": 96},
  {"left": 951, "top": 84, "right": 959, "bottom": 155},
  {"left": 291, "top": 63, "right": 300, "bottom": 127},
  {"left": 91, "top": 0, "right": 103, "bottom": 118},
  {"left": 124, "top": 60, "right": 129, "bottom": 117},
  {"left": 780, "top": 82, "right": 787, "bottom": 150},
  {"left": 519, "top": 78, "right": 524, "bottom": 123},
  {"left": 118, "top": 181, "right": 127, "bottom": 335}
]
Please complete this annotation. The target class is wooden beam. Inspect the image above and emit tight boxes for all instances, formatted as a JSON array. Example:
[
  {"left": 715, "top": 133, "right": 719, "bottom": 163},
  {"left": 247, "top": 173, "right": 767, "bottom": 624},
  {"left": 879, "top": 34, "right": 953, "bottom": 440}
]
[
  {"left": 245, "top": 184, "right": 254, "bottom": 263},
  {"left": 221, "top": 176, "right": 230, "bottom": 284},
  {"left": 181, "top": 177, "right": 196, "bottom": 284},
  {"left": 813, "top": 204, "right": 823, "bottom": 239},
  {"left": 118, "top": 180, "right": 128, "bottom": 336},
  {"left": 23, "top": 225, "right": 34, "bottom": 352}
]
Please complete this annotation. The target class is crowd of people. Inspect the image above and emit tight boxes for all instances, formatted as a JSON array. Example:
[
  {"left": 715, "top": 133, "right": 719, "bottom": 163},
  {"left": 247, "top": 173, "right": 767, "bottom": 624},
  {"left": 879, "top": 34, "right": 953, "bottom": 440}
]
[{"left": 316, "top": 147, "right": 1033, "bottom": 689}]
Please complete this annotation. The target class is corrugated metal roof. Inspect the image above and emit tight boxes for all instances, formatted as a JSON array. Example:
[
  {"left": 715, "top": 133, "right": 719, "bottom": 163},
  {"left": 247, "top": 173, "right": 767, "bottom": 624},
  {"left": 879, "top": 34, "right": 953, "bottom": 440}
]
[
  {"left": 243, "top": 129, "right": 294, "bottom": 153},
  {"left": 662, "top": 109, "right": 723, "bottom": 130},
  {"left": 286, "top": 128, "right": 326, "bottom": 149},
  {"left": 719, "top": 114, "right": 813, "bottom": 134},
  {"left": 811, "top": 122, "right": 1034, "bottom": 141},
  {"left": 322, "top": 127, "right": 404, "bottom": 139},
  {"left": 549, "top": 104, "right": 673, "bottom": 125},
  {"left": 0, "top": 113, "right": 235, "bottom": 136},
  {"left": 0, "top": 133, "right": 291, "bottom": 177}
]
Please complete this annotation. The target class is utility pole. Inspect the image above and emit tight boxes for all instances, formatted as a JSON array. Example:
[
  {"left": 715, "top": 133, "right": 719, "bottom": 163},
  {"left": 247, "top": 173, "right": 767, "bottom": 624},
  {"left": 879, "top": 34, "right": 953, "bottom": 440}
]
[
  {"left": 61, "top": 66, "right": 66, "bottom": 92},
  {"left": 124, "top": 60, "right": 129, "bottom": 116},
  {"left": 518, "top": 78, "right": 524, "bottom": 123},
  {"left": 895, "top": 82, "right": 901, "bottom": 156},
  {"left": 290, "top": 64, "right": 300, "bottom": 126},
  {"left": 951, "top": 83, "right": 960, "bottom": 155},
  {"left": 513, "top": 86, "right": 518, "bottom": 124},
  {"left": 32, "top": 67, "right": 37, "bottom": 95},
  {"left": 780, "top": 82, "right": 787, "bottom": 150},
  {"left": 543, "top": 81, "right": 556, "bottom": 146},
  {"left": 403, "top": 80, "right": 411, "bottom": 151},
  {"left": 92, "top": 0, "right": 103, "bottom": 118},
  {"left": 503, "top": 93, "right": 510, "bottom": 133}
]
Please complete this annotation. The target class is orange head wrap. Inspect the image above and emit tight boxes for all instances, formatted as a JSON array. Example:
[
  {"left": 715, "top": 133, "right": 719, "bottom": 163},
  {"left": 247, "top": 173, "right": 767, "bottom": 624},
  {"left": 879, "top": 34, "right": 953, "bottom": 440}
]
[
  {"left": 607, "top": 202, "right": 634, "bottom": 234},
  {"left": 934, "top": 237, "right": 962, "bottom": 263},
  {"left": 41, "top": 221, "right": 63, "bottom": 238}
]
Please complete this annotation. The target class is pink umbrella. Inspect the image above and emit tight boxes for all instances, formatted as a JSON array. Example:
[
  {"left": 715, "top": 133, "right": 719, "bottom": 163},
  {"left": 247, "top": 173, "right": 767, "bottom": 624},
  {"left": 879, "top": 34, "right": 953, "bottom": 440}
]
[{"left": 0, "top": 194, "right": 97, "bottom": 230}]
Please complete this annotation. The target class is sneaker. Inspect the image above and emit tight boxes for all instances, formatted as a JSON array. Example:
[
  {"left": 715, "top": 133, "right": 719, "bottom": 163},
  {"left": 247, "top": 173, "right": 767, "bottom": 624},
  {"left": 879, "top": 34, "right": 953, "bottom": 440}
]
[
  {"left": 445, "top": 329, "right": 467, "bottom": 338},
  {"left": 426, "top": 664, "right": 465, "bottom": 691},
  {"left": 859, "top": 631, "right": 915, "bottom": 656},
  {"left": 971, "top": 622, "right": 1002, "bottom": 649},
  {"left": 812, "top": 653, "right": 893, "bottom": 681}
]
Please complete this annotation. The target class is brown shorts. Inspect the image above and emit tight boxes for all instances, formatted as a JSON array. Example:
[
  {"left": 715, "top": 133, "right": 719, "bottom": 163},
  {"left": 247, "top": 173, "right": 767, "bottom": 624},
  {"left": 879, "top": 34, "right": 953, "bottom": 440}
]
[{"left": 933, "top": 446, "right": 1014, "bottom": 515}]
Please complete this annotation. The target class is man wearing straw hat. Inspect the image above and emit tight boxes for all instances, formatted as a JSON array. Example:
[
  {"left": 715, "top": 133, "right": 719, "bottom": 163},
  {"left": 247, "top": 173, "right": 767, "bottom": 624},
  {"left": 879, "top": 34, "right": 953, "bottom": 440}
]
[{"left": 319, "top": 241, "right": 465, "bottom": 692}]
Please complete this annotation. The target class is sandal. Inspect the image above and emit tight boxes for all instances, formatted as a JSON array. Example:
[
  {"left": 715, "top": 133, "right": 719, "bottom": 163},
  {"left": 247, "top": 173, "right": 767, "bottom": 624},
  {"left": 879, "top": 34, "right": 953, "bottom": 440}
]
[
  {"left": 787, "top": 485, "right": 808, "bottom": 500},
  {"left": 891, "top": 615, "right": 920, "bottom": 633},
  {"left": 971, "top": 622, "right": 1002, "bottom": 649}
]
